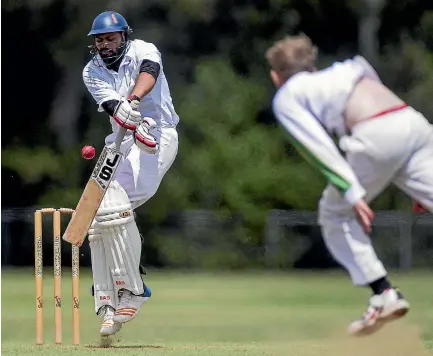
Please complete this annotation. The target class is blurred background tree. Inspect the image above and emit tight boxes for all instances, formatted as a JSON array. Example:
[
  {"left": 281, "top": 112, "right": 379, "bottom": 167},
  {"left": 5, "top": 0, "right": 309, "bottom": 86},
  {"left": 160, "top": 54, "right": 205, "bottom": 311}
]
[{"left": 2, "top": 0, "right": 432, "bottom": 268}]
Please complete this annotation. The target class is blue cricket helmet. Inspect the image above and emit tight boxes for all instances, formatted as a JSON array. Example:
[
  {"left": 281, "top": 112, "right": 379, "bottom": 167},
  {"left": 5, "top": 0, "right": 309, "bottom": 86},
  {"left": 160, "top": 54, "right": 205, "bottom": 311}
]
[
  {"left": 87, "top": 11, "right": 133, "bottom": 68},
  {"left": 88, "top": 11, "right": 131, "bottom": 36}
]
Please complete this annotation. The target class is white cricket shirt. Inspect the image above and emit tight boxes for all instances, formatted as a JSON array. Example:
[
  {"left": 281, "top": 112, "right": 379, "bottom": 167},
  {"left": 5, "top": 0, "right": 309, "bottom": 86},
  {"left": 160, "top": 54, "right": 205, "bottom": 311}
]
[
  {"left": 83, "top": 39, "right": 180, "bottom": 145},
  {"left": 272, "top": 56, "right": 382, "bottom": 205}
]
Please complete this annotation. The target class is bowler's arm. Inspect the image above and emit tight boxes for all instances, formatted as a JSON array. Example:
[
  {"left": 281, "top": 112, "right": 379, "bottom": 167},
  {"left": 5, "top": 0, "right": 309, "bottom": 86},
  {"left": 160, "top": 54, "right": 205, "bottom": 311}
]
[{"left": 273, "top": 96, "right": 366, "bottom": 205}]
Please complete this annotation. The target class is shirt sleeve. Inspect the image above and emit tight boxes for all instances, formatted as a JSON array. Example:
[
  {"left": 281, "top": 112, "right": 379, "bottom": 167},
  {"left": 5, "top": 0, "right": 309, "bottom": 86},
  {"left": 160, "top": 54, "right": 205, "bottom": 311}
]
[
  {"left": 134, "top": 41, "right": 162, "bottom": 66},
  {"left": 272, "top": 92, "right": 366, "bottom": 206},
  {"left": 82, "top": 66, "right": 121, "bottom": 112}
]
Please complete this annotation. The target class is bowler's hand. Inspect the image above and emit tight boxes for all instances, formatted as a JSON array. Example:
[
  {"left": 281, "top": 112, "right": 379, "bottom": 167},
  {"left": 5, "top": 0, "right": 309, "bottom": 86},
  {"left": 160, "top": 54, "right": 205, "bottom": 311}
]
[{"left": 353, "top": 199, "right": 374, "bottom": 234}]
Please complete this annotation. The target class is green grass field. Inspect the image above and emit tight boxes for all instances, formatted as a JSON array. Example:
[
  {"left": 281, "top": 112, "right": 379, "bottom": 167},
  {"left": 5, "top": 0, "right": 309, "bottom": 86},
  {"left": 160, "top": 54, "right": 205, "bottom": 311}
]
[{"left": 2, "top": 268, "right": 432, "bottom": 355}]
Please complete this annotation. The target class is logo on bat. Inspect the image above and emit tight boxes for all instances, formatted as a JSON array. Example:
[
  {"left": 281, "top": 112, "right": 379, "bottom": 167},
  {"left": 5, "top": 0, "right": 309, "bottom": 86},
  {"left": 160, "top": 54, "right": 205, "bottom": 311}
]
[
  {"left": 98, "top": 154, "right": 119, "bottom": 181},
  {"left": 91, "top": 147, "right": 122, "bottom": 190}
]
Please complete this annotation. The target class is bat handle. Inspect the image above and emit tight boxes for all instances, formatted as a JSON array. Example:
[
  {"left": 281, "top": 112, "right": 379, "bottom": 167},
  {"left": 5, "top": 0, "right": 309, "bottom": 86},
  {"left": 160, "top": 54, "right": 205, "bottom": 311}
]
[{"left": 114, "top": 127, "right": 127, "bottom": 152}]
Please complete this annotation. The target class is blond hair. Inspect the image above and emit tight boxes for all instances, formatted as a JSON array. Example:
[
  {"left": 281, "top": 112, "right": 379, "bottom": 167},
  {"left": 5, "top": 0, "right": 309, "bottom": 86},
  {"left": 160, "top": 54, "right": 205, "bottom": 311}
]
[{"left": 265, "top": 34, "right": 318, "bottom": 81}]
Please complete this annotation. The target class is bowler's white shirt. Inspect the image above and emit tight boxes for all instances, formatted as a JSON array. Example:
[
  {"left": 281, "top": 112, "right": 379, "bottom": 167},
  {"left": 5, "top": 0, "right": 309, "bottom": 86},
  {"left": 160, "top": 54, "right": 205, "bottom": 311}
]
[
  {"left": 83, "top": 39, "right": 179, "bottom": 145},
  {"left": 273, "top": 56, "right": 382, "bottom": 139},
  {"left": 272, "top": 56, "right": 382, "bottom": 205}
]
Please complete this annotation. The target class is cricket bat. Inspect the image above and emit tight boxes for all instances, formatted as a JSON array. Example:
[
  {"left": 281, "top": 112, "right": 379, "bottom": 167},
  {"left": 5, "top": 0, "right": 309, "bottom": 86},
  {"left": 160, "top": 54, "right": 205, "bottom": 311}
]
[{"left": 62, "top": 126, "right": 127, "bottom": 246}]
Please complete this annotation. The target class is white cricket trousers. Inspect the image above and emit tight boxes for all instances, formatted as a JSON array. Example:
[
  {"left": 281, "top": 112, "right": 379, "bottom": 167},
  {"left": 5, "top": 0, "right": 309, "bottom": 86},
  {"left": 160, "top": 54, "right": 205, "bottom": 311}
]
[
  {"left": 318, "top": 106, "right": 433, "bottom": 286},
  {"left": 115, "top": 126, "right": 179, "bottom": 209}
]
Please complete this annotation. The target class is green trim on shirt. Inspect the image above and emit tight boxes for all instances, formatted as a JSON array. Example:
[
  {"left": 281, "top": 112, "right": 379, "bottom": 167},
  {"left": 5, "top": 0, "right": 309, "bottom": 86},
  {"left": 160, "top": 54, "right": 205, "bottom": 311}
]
[{"left": 285, "top": 132, "right": 351, "bottom": 193}]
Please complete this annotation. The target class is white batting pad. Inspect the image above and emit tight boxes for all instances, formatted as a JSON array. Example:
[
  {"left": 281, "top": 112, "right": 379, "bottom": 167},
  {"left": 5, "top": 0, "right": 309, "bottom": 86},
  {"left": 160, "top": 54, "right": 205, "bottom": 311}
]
[
  {"left": 88, "top": 232, "right": 117, "bottom": 313},
  {"left": 90, "top": 181, "right": 144, "bottom": 297},
  {"left": 102, "top": 224, "right": 144, "bottom": 295}
]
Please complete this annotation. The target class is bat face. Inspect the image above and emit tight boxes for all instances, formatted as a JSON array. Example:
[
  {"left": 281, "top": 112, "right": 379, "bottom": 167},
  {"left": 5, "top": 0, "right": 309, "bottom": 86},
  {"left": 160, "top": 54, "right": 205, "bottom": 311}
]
[{"left": 62, "top": 145, "right": 123, "bottom": 246}]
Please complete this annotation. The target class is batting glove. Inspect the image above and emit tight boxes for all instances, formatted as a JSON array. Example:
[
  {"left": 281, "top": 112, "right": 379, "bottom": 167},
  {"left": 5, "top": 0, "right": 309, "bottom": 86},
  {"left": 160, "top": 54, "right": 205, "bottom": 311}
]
[
  {"left": 113, "top": 97, "right": 142, "bottom": 130},
  {"left": 134, "top": 118, "right": 158, "bottom": 155}
]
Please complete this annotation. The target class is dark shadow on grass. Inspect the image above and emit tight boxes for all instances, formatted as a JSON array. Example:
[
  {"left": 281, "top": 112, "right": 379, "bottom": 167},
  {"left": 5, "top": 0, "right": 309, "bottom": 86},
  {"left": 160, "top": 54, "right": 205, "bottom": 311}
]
[{"left": 85, "top": 344, "right": 164, "bottom": 349}]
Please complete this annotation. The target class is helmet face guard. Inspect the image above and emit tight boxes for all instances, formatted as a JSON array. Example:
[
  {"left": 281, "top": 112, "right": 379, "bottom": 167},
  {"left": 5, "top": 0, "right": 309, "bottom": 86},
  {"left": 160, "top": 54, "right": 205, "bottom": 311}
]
[{"left": 87, "top": 11, "right": 133, "bottom": 68}]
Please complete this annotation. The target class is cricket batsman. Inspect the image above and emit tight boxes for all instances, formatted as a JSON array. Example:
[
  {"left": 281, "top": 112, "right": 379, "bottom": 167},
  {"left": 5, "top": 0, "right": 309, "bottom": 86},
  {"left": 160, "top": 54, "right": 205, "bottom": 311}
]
[
  {"left": 82, "top": 11, "right": 179, "bottom": 336},
  {"left": 265, "top": 34, "right": 433, "bottom": 335}
]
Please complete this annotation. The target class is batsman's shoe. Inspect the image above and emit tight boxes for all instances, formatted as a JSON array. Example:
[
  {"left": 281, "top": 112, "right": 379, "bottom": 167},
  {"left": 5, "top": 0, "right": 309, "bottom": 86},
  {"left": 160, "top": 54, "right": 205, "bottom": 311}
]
[
  {"left": 113, "top": 286, "right": 152, "bottom": 324},
  {"left": 99, "top": 305, "right": 122, "bottom": 336},
  {"left": 348, "top": 288, "right": 410, "bottom": 336}
]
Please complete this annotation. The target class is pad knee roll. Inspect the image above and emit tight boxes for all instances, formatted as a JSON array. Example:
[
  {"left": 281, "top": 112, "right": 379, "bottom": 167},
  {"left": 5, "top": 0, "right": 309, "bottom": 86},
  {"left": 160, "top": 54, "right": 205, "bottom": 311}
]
[{"left": 92, "top": 180, "right": 134, "bottom": 227}]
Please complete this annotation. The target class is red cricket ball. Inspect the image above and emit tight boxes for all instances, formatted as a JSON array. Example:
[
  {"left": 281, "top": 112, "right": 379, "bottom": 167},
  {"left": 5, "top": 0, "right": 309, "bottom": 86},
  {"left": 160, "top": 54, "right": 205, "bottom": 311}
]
[{"left": 81, "top": 145, "right": 96, "bottom": 160}]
